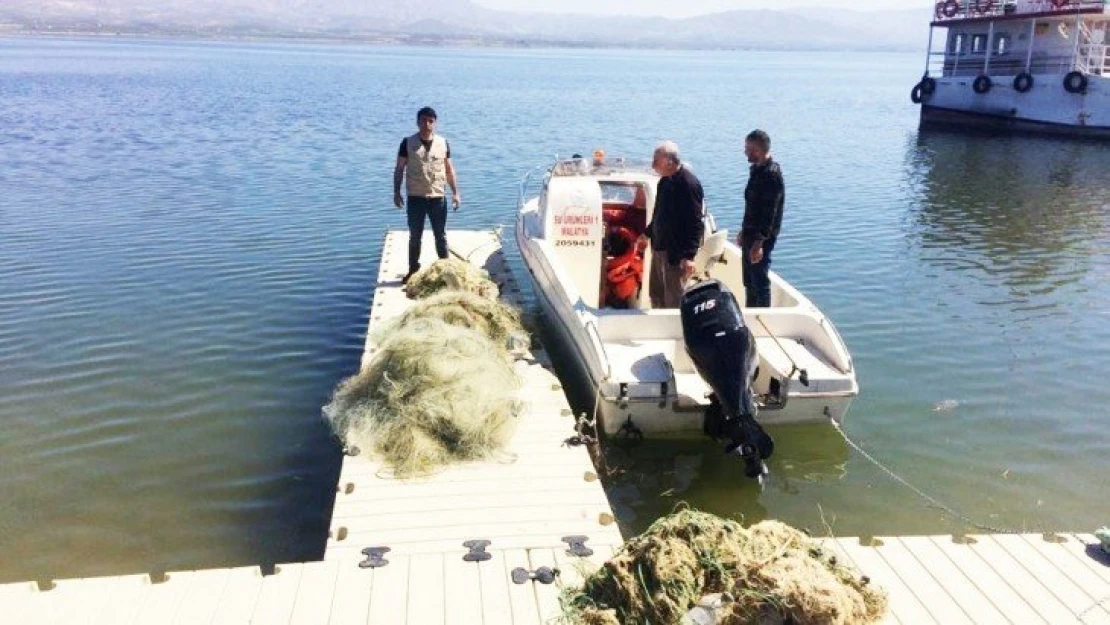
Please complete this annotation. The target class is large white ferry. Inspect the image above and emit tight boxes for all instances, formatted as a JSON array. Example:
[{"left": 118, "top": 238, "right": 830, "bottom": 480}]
[{"left": 913, "top": 0, "right": 1108, "bottom": 136}]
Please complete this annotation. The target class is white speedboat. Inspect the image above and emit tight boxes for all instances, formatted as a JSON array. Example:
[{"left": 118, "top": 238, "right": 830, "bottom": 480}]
[
  {"left": 912, "top": 0, "right": 1108, "bottom": 137},
  {"left": 515, "top": 157, "right": 859, "bottom": 443}
]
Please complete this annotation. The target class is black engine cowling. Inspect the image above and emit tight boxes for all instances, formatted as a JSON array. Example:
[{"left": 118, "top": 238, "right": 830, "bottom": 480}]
[{"left": 680, "top": 279, "right": 774, "bottom": 480}]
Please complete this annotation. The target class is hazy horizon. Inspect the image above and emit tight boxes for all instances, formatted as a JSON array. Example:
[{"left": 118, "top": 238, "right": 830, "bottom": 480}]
[
  {"left": 1, "top": 0, "right": 930, "bottom": 51},
  {"left": 474, "top": 0, "right": 932, "bottom": 18}
]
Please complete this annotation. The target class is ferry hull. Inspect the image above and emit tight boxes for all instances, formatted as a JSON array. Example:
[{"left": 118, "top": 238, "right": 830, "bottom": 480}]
[
  {"left": 917, "top": 71, "right": 1109, "bottom": 139},
  {"left": 921, "top": 104, "right": 1110, "bottom": 138}
]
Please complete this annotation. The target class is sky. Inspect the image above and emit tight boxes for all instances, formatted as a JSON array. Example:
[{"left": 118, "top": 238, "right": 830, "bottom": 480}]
[{"left": 473, "top": 0, "right": 929, "bottom": 19}]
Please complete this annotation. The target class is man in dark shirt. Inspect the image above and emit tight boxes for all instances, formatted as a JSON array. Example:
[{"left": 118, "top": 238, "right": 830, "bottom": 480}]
[
  {"left": 737, "top": 130, "right": 784, "bottom": 308},
  {"left": 637, "top": 141, "right": 705, "bottom": 308}
]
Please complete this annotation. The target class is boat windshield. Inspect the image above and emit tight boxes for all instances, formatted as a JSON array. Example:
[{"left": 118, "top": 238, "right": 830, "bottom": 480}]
[{"left": 551, "top": 157, "right": 655, "bottom": 177}]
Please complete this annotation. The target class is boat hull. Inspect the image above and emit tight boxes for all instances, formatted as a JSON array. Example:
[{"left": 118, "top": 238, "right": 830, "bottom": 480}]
[
  {"left": 918, "top": 74, "right": 1110, "bottom": 139},
  {"left": 921, "top": 104, "right": 1110, "bottom": 138},
  {"left": 517, "top": 214, "right": 854, "bottom": 438}
]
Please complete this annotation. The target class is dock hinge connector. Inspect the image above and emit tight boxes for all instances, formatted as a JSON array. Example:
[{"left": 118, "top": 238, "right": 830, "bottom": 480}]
[
  {"left": 562, "top": 535, "right": 594, "bottom": 557},
  {"left": 511, "top": 566, "right": 558, "bottom": 585},
  {"left": 463, "top": 539, "right": 492, "bottom": 562},
  {"left": 359, "top": 546, "right": 390, "bottom": 569}
]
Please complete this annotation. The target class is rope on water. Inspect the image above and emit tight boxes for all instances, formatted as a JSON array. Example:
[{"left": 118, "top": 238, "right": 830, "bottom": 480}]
[{"left": 830, "top": 421, "right": 1039, "bottom": 535}]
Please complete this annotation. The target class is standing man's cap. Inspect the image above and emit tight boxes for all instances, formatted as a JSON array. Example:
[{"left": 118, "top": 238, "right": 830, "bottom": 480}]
[{"left": 417, "top": 106, "right": 437, "bottom": 120}]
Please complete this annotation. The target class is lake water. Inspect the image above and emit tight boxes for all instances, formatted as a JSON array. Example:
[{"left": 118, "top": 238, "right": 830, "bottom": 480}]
[{"left": 1, "top": 37, "right": 1107, "bottom": 584}]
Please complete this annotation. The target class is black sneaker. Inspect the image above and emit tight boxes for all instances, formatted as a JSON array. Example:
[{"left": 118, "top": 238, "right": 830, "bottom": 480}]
[{"left": 402, "top": 266, "right": 420, "bottom": 284}]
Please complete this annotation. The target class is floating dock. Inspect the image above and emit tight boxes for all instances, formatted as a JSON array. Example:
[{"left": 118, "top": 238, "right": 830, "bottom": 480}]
[{"left": 0, "top": 229, "right": 1107, "bottom": 624}]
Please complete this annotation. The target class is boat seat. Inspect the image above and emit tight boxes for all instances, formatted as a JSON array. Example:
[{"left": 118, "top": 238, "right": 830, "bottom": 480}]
[
  {"left": 595, "top": 310, "right": 682, "bottom": 342},
  {"left": 754, "top": 336, "right": 854, "bottom": 394}
]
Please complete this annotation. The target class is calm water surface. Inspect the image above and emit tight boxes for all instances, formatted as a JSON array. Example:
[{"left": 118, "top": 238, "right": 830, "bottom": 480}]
[{"left": 0, "top": 38, "right": 1107, "bottom": 583}]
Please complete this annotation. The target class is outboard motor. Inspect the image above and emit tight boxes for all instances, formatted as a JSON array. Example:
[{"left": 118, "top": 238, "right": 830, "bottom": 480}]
[{"left": 680, "top": 280, "right": 774, "bottom": 482}]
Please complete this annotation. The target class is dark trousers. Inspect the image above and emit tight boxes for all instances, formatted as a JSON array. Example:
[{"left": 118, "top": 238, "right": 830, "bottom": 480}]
[
  {"left": 742, "top": 244, "right": 772, "bottom": 308},
  {"left": 406, "top": 196, "right": 448, "bottom": 272}
]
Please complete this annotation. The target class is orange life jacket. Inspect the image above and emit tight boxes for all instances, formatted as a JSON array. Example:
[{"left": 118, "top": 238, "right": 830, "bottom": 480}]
[{"left": 606, "top": 250, "right": 643, "bottom": 300}]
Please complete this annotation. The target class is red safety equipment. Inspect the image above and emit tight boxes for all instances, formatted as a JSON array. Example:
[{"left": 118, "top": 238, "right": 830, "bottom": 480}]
[
  {"left": 604, "top": 227, "right": 643, "bottom": 302},
  {"left": 606, "top": 250, "right": 644, "bottom": 301},
  {"left": 1051, "top": 0, "right": 1070, "bottom": 8},
  {"left": 941, "top": 0, "right": 960, "bottom": 17}
]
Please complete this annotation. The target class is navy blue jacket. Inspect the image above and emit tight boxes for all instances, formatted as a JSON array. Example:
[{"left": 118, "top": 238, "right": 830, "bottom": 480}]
[
  {"left": 741, "top": 158, "right": 785, "bottom": 253},
  {"left": 647, "top": 165, "right": 704, "bottom": 264}
]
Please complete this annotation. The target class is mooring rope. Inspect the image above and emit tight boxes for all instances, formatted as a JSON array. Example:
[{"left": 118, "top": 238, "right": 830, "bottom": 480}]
[{"left": 830, "top": 421, "right": 1041, "bottom": 535}]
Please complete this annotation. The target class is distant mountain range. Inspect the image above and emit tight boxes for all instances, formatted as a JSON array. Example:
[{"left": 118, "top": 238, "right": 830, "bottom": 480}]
[{"left": 0, "top": 0, "right": 929, "bottom": 51}]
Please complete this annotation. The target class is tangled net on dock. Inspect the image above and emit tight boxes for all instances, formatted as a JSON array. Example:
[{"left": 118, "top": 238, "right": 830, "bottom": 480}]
[
  {"left": 404, "top": 257, "right": 499, "bottom": 300},
  {"left": 563, "top": 509, "right": 887, "bottom": 625},
  {"left": 1097, "top": 527, "right": 1110, "bottom": 555},
  {"left": 324, "top": 317, "right": 522, "bottom": 477},
  {"left": 384, "top": 290, "right": 528, "bottom": 350}
]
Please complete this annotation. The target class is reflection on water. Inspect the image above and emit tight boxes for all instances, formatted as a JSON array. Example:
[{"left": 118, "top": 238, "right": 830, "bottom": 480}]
[
  {"left": 905, "top": 131, "right": 1109, "bottom": 307},
  {"left": 596, "top": 426, "right": 849, "bottom": 537}
]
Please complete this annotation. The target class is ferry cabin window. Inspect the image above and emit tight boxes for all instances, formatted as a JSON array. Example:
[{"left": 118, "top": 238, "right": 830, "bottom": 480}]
[
  {"left": 971, "top": 34, "right": 988, "bottom": 54},
  {"left": 950, "top": 33, "right": 966, "bottom": 54},
  {"left": 994, "top": 33, "right": 1011, "bottom": 55}
]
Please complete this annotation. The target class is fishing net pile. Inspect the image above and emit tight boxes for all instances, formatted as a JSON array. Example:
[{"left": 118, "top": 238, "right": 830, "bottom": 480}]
[
  {"left": 324, "top": 258, "right": 525, "bottom": 477},
  {"left": 563, "top": 509, "right": 888, "bottom": 625},
  {"left": 404, "top": 257, "right": 499, "bottom": 300},
  {"left": 389, "top": 290, "right": 527, "bottom": 349},
  {"left": 1097, "top": 526, "right": 1110, "bottom": 554}
]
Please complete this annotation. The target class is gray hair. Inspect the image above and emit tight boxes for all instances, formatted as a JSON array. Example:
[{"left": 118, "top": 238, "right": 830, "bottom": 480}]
[{"left": 654, "top": 140, "right": 681, "bottom": 166}]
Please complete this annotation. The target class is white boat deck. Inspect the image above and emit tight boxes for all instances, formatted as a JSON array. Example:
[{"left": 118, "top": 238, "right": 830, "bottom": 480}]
[{"left": 0, "top": 230, "right": 1106, "bottom": 623}]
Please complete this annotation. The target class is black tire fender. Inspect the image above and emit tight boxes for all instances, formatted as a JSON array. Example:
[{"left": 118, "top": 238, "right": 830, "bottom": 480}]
[
  {"left": 973, "top": 74, "right": 992, "bottom": 94},
  {"left": 1013, "top": 72, "right": 1034, "bottom": 93},
  {"left": 1063, "top": 71, "right": 1088, "bottom": 94}
]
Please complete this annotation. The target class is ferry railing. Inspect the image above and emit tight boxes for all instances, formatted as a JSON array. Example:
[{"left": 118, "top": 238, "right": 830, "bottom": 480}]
[
  {"left": 932, "top": 52, "right": 1097, "bottom": 75},
  {"left": 932, "top": 0, "right": 1106, "bottom": 23},
  {"left": 1078, "top": 44, "right": 1109, "bottom": 73},
  {"left": 1077, "top": 21, "right": 1108, "bottom": 74}
]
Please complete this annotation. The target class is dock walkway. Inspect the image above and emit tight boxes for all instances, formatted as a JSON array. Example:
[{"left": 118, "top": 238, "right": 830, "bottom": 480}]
[{"left": 0, "top": 230, "right": 1106, "bottom": 624}]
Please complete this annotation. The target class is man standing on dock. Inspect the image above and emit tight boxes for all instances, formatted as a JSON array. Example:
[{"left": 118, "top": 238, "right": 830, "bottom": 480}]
[
  {"left": 639, "top": 140, "right": 704, "bottom": 308},
  {"left": 394, "top": 106, "right": 461, "bottom": 283},
  {"left": 737, "top": 129, "right": 784, "bottom": 308}
]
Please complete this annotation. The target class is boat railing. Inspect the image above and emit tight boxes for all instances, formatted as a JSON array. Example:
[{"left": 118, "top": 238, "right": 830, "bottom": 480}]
[
  {"left": 1077, "top": 42, "right": 1109, "bottom": 74},
  {"left": 517, "top": 165, "right": 549, "bottom": 211},
  {"left": 928, "top": 50, "right": 1103, "bottom": 75},
  {"left": 931, "top": 0, "right": 1106, "bottom": 24}
]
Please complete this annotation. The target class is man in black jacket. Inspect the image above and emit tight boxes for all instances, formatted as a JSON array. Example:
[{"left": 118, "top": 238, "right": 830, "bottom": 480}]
[
  {"left": 638, "top": 141, "right": 704, "bottom": 308},
  {"left": 737, "top": 130, "right": 784, "bottom": 308}
]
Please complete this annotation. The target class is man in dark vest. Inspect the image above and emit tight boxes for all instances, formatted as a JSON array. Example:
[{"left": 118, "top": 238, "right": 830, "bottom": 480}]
[
  {"left": 637, "top": 140, "right": 704, "bottom": 308},
  {"left": 393, "top": 106, "right": 461, "bottom": 283},
  {"left": 737, "top": 129, "right": 784, "bottom": 308}
]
